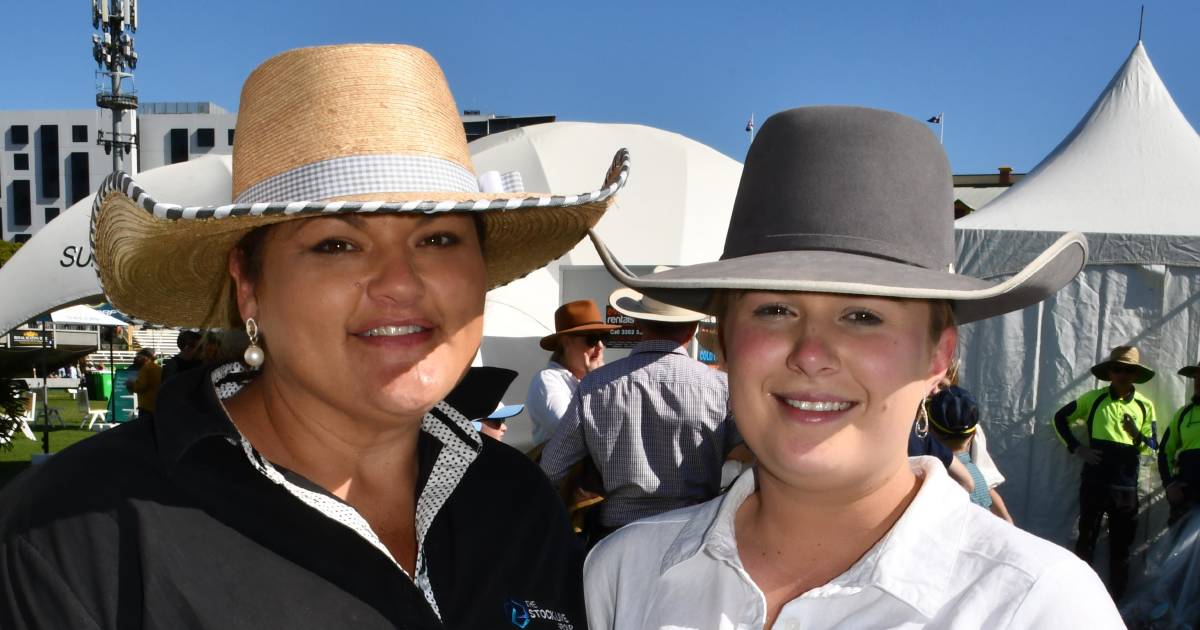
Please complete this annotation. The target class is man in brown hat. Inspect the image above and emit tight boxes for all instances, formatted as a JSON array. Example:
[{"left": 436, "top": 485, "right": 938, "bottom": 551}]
[
  {"left": 1053, "top": 344, "right": 1158, "bottom": 599},
  {"left": 540, "top": 281, "right": 739, "bottom": 541},
  {"left": 525, "top": 300, "right": 619, "bottom": 448}
]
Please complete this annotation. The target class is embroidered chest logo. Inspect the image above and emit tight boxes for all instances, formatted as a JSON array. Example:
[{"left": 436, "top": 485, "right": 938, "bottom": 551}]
[
  {"left": 504, "top": 598, "right": 574, "bottom": 630},
  {"left": 505, "top": 599, "right": 530, "bottom": 628}
]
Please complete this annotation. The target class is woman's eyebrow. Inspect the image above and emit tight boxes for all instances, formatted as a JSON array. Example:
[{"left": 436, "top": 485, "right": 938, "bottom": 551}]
[{"left": 328, "top": 214, "right": 369, "bottom": 230}]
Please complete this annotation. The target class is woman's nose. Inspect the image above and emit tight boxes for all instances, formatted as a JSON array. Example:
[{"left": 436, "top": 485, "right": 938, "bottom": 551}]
[
  {"left": 364, "top": 249, "right": 425, "bottom": 305},
  {"left": 787, "top": 325, "right": 839, "bottom": 377}
]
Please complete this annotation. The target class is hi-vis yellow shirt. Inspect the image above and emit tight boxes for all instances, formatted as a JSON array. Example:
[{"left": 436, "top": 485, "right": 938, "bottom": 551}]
[
  {"left": 1163, "top": 402, "right": 1200, "bottom": 476},
  {"left": 1055, "top": 386, "right": 1155, "bottom": 452}
]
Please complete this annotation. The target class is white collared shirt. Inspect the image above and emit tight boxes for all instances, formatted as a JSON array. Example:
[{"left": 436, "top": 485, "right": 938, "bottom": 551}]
[
  {"left": 526, "top": 360, "right": 579, "bottom": 446},
  {"left": 584, "top": 457, "right": 1122, "bottom": 629}
]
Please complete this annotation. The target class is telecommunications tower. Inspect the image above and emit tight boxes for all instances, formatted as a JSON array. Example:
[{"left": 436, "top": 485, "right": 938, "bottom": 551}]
[{"left": 91, "top": 0, "right": 139, "bottom": 173}]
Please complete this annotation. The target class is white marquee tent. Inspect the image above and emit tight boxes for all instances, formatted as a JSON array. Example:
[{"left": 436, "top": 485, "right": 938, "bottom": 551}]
[{"left": 954, "top": 41, "right": 1200, "bottom": 566}]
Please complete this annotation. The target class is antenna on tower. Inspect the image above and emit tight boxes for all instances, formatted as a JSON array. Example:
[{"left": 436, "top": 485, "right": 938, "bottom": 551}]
[
  {"left": 92, "top": 0, "right": 139, "bottom": 173},
  {"left": 1138, "top": 4, "right": 1145, "bottom": 41}
]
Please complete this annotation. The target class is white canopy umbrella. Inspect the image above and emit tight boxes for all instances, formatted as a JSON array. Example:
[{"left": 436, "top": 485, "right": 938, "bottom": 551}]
[
  {"left": 0, "top": 155, "right": 234, "bottom": 336},
  {"left": 49, "top": 304, "right": 128, "bottom": 327}
]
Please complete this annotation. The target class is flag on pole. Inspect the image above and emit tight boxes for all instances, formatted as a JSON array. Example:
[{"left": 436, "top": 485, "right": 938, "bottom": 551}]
[
  {"left": 927, "top": 113, "right": 943, "bottom": 124},
  {"left": 745, "top": 113, "right": 755, "bottom": 133}
]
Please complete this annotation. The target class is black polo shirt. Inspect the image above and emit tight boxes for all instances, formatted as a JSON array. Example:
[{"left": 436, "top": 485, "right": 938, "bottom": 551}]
[{"left": 0, "top": 364, "right": 585, "bottom": 629}]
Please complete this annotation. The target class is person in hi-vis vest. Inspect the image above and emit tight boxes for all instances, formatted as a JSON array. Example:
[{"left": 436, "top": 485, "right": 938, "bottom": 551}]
[
  {"left": 1159, "top": 363, "right": 1200, "bottom": 524},
  {"left": 1053, "top": 345, "right": 1158, "bottom": 601}
]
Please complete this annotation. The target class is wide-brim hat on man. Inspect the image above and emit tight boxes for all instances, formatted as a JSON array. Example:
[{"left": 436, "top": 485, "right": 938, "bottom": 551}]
[
  {"left": 91, "top": 44, "right": 630, "bottom": 329},
  {"left": 539, "top": 300, "right": 620, "bottom": 351},
  {"left": 588, "top": 106, "right": 1087, "bottom": 325},
  {"left": 610, "top": 266, "right": 707, "bottom": 323},
  {"left": 1091, "top": 345, "right": 1155, "bottom": 384}
]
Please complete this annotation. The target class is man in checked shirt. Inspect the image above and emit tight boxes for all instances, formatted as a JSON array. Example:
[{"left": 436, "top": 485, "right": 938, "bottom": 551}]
[{"left": 541, "top": 278, "right": 744, "bottom": 543}]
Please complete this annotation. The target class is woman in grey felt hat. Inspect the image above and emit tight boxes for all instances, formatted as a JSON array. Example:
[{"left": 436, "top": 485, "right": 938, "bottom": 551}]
[{"left": 583, "top": 106, "right": 1123, "bottom": 628}]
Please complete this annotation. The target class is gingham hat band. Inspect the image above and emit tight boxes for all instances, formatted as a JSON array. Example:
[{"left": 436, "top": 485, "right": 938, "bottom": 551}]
[{"left": 234, "top": 154, "right": 524, "bottom": 204}]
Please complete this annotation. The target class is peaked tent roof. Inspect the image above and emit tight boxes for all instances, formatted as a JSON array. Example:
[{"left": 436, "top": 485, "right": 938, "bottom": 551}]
[{"left": 957, "top": 42, "right": 1200, "bottom": 234}]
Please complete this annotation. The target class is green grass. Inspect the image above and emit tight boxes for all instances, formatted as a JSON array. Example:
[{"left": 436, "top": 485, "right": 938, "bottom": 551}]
[{"left": 0, "top": 390, "right": 111, "bottom": 488}]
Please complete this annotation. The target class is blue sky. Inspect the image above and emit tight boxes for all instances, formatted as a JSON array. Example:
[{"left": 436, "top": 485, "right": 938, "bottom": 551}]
[{"left": 6, "top": 1, "right": 1198, "bottom": 173}]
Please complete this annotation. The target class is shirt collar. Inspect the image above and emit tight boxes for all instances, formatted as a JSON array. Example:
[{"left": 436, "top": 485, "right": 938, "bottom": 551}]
[
  {"left": 658, "top": 458, "right": 967, "bottom": 620},
  {"left": 660, "top": 467, "right": 755, "bottom": 572},
  {"left": 630, "top": 339, "right": 690, "bottom": 356},
  {"left": 1108, "top": 385, "right": 1137, "bottom": 402},
  {"left": 155, "top": 361, "right": 483, "bottom": 471}
]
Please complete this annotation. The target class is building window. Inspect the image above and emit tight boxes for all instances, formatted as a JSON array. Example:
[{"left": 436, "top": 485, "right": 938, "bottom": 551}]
[
  {"left": 227, "top": 129, "right": 235, "bottom": 146},
  {"left": 72, "top": 125, "right": 88, "bottom": 143},
  {"left": 10, "top": 125, "right": 28, "bottom": 145},
  {"left": 13, "top": 153, "right": 28, "bottom": 170},
  {"left": 68, "top": 152, "right": 90, "bottom": 205},
  {"left": 39, "top": 125, "right": 60, "bottom": 199},
  {"left": 169, "top": 128, "right": 189, "bottom": 164},
  {"left": 45, "top": 207, "right": 59, "bottom": 223},
  {"left": 13, "top": 234, "right": 31, "bottom": 244},
  {"left": 196, "top": 128, "right": 215, "bottom": 148},
  {"left": 12, "top": 180, "right": 32, "bottom": 226}
]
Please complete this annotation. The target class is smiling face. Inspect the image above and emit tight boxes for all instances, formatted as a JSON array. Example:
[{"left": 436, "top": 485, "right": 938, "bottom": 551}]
[
  {"left": 228, "top": 213, "right": 487, "bottom": 425},
  {"left": 721, "top": 291, "right": 956, "bottom": 493}
]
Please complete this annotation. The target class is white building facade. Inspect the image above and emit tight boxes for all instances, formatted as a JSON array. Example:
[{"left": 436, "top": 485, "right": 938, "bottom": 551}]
[{"left": 2, "top": 102, "right": 235, "bottom": 243}]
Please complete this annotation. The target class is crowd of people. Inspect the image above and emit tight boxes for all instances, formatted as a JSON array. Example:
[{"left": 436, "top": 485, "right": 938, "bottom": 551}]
[{"left": 0, "top": 42, "right": 1153, "bottom": 628}]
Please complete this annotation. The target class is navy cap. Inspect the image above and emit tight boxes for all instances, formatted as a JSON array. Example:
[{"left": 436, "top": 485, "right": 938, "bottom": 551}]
[{"left": 928, "top": 385, "right": 980, "bottom": 436}]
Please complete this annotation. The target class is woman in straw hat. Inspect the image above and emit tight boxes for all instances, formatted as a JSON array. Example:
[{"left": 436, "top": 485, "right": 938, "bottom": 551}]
[
  {"left": 583, "top": 107, "right": 1122, "bottom": 628},
  {"left": 0, "top": 44, "right": 626, "bottom": 629}
]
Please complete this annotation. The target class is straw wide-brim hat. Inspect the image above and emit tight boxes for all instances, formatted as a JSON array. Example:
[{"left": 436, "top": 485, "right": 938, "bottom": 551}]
[
  {"left": 91, "top": 44, "right": 630, "bottom": 329},
  {"left": 589, "top": 106, "right": 1086, "bottom": 325},
  {"left": 609, "top": 266, "right": 706, "bottom": 323},
  {"left": 1091, "top": 345, "right": 1155, "bottom": 384},
  {"left": 538, "top": 300, "right": 620, "bottom": 351}
]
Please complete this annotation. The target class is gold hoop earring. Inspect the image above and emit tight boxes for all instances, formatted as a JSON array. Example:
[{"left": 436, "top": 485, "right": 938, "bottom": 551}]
[
  {"left": 243, "top": 318, "right": 265, "bottom": 368},
  {"left": 914, "top": 397, "right": 930, "bottom": 439}
]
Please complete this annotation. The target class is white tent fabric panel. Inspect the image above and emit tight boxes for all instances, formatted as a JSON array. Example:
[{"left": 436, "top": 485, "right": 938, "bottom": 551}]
[
  {"left": 957, "top": 229, "right": 1200, "bottom": 560},
  {"left": 0, "top": 155, "right": 235, "bottom": 336},
  {"left": 958, "top": 42, "right": 1200, "bottom": 233}
]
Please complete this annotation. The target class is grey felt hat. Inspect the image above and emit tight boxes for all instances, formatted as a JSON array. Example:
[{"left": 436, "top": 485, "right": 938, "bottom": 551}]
[{"left": 590, "top": 106, "right": 1088, "bottom": 324}]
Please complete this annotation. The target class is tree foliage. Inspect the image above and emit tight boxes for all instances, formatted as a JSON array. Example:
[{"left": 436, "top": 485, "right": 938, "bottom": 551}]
[
  {"left": 0, "top": 240, "right": 22, "bottom": 269},
  {"left": 0, "top": 379, "right": 30, "bottom": 450}
]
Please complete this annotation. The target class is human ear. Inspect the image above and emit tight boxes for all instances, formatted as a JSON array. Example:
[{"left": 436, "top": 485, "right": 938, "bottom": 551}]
[
  {"left": 227, "top": 247, "right": 259, "bottom": 324},
  {"left": 926, "top": 326, "right": 958, "bottom": 389}
]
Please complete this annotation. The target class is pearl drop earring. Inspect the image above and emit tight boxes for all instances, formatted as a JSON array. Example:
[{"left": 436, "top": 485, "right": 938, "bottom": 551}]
[{"left": 243, "top": 317, "right": 265, "bottom": 368}]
